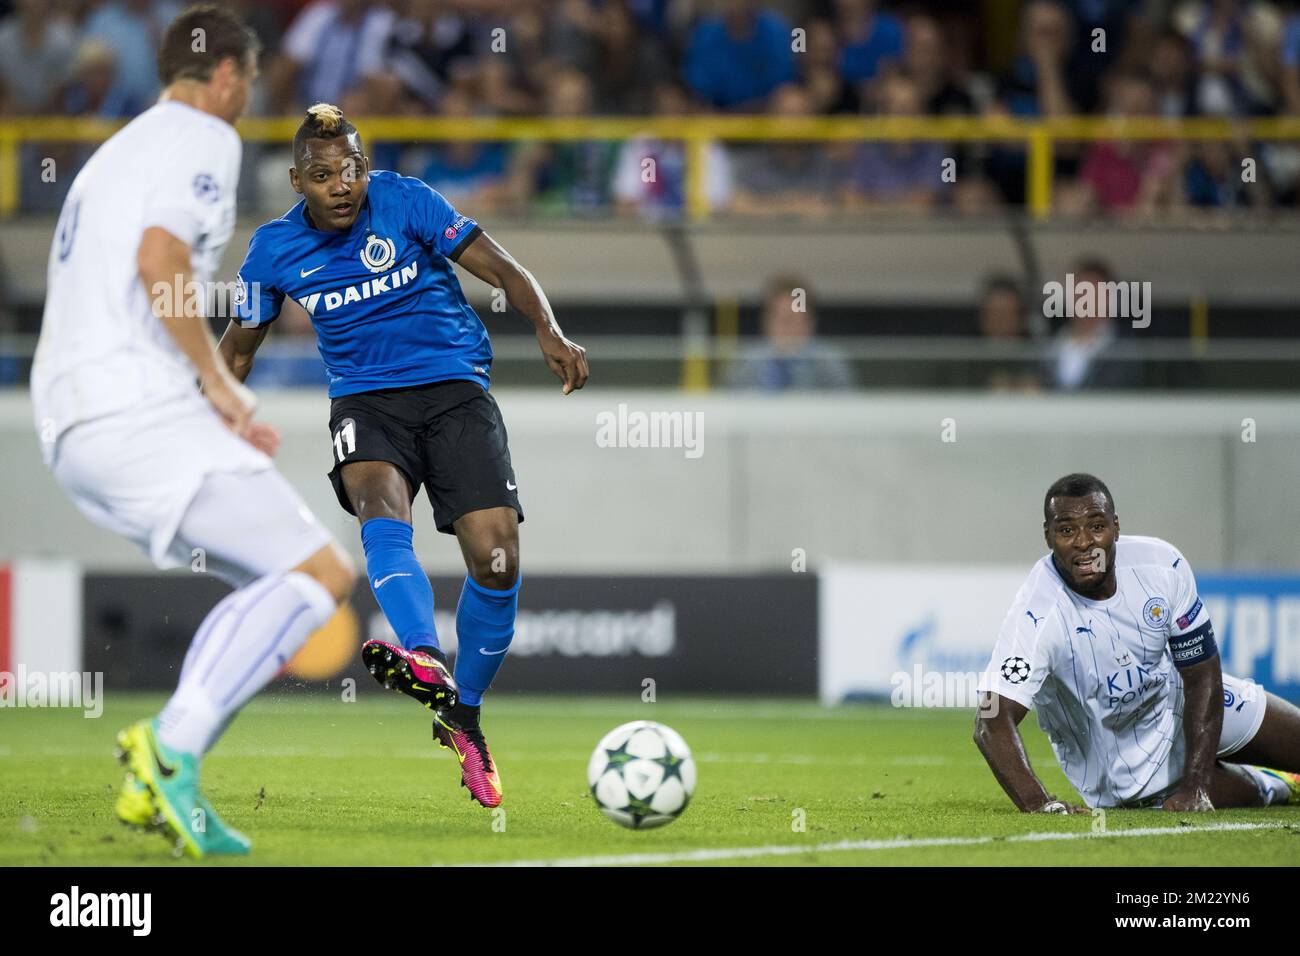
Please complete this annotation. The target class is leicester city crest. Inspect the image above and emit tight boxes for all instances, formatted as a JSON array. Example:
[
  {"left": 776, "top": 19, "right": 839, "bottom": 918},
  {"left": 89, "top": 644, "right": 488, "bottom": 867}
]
[
  {"left": 360, "top": 234, "right": 396, "bottom": 273},
  {"left": 1142, "top": 597, "right": 1168, "bottom": 629}
]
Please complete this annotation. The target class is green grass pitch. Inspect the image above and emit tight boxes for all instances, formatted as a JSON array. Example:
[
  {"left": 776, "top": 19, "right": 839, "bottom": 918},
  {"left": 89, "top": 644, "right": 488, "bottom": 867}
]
[{"left": 1, "top": 693, "right": 1295, "bottom": 866}]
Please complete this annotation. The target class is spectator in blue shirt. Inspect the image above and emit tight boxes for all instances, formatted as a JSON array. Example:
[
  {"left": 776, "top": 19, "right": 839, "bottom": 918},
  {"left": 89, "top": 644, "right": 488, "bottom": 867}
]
[
  {"left": 842, "top": 74, "right": 946, "bottom": 212},
  {"left": 419, "top": 89, "right": 510, "bottom": 214},
  {"left": 422, "top": 143, "right": 509, "bottom": 205},
  {"left": 1281, "top": 7, "right": 1300, "bottom": 113},
  {"left": 1185, "top": 138, "right": 1272, "bottom": 209},
  {"left": 996, "top": 0, "right": 1082, "bottom": 118},
  {"left": 84, "top": 0, "right": 180, "bottom": 117},
  {"left": 59, "top": 39, "right": 134, "bottom": 118},
  {"left": 835, "top": 0, "right": 905, "bottom": 86},
  {"left": 684, "top": 0, "right": 796, "bottom": 110},
  {"left": 0, "top": 0, "right": 79, "bottom": 115},
  {"left": 725, "top": 275, "right": 856, "bottom": 391}
]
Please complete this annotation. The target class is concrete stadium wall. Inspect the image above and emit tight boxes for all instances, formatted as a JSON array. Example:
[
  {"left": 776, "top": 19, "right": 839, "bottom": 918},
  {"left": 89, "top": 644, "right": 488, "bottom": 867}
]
[
  {"left": 4, "top": 220, "right": 1300, "bottom": 307},
  {"left": 1, "top": 390, "right": 1296, "bottom": 573}
]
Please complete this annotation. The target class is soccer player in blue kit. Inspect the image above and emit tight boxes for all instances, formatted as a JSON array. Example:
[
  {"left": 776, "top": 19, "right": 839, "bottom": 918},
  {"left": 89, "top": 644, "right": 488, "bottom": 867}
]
[{"left": 219, "top": 104, "right": 588, "bottom": 808}]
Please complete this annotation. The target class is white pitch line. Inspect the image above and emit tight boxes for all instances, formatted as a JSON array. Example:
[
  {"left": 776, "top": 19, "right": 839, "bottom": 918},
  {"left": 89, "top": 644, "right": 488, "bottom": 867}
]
[{"left": 463, "top": 821, "right": 1294, "bottom": 867}]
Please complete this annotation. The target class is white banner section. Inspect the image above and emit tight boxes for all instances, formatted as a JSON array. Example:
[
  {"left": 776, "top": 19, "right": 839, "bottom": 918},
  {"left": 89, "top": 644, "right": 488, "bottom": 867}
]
[{"left": 819, "top": 564, "right": 1028, "bottom": 706}]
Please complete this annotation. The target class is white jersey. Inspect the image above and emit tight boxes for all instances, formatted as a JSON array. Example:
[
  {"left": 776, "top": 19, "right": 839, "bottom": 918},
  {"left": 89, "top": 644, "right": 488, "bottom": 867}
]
[
  {"left": 32, "top": 100, "right": 240, "bottom": 461},
  {"left": 978, "top": 535, "right": 1218, "bottom": 808}
]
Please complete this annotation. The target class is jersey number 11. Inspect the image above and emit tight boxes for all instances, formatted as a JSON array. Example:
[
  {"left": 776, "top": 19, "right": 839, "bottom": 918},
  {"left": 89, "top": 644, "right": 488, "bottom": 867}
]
[{"left": 332, "top": 420, "right": 356, "bottom": 463}]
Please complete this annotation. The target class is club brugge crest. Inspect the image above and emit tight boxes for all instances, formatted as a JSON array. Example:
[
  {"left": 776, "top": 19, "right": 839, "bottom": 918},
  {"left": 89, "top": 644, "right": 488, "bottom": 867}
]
[
  {"left": 360, "top": 234, "right": 396, "bottom": 273},
  {"left": 1142, "top": 597, "right": 1168, "bottom": 629}
]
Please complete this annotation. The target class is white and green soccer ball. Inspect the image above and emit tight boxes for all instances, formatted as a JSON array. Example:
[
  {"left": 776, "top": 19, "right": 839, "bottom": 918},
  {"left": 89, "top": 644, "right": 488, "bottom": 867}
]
[{"left": 587, "top": 721, "right": 696, "bottom": 829}]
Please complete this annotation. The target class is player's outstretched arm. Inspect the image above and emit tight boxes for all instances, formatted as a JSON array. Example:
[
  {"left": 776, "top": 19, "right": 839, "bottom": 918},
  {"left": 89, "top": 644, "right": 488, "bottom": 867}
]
[
  {"left": 217, "top": 320, "right": 270, "bottom": 384},
  {"left": 455, "top": 231, "right": 589, "bottom": 395},
  {"left": 973, "top": 693, "right": 1087, "bottom": 814},
  {"left": 1160, "top": 655, "right": 1223, "bottom": 812},
  {"left": 212, "top": 320, "right": 280, "bottom": 456},
  {"left": 138, "top": 226, "right": 256, "bottom": 436}
]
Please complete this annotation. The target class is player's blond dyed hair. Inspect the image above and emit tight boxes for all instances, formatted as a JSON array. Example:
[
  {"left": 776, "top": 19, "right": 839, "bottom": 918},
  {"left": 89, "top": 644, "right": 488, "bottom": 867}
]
[
  {"left": 305, "top": 103, "right": 345, "bottom": 134},
  {"left": 293, "top": 102, "right": 361, "bottom": 165}
]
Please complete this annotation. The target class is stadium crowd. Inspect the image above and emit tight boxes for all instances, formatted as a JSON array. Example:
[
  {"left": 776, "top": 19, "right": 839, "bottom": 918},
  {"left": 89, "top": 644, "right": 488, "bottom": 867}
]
[{"left": 4, "top": 0, "right": 1300, "bottom": 217}]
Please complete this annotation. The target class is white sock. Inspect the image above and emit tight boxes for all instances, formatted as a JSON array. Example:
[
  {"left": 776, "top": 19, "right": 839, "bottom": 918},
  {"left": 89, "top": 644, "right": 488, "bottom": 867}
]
[
  {"left": 1240, "top": 765, "right": 1293, "bottom": 806},
  {"left": 157, "top": 572, "right": 335, "bottom": 756}
]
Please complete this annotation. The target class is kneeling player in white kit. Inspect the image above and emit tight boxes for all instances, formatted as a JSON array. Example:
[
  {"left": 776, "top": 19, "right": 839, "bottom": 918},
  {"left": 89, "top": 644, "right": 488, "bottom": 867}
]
[
  {"left": 30, "top": 5, "right": 354, "bottom": 857},
  {"left": 975, "top": 473, "right": 1300, "bottom": 813}
]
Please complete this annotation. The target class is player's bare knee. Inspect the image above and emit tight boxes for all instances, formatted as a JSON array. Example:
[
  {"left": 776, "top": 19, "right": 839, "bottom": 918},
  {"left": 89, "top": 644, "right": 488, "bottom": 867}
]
[
  {"left": 350, "top": 481, "right": 410, "bottom": 524},
  {"left": 343, "top": 465, "right": 412, "bottom": 524},
  {"left": 470, "top": 550, "right": 518, "bottom": 589},
  {"left": 468, "top": 538, "right": 519, "bottom": 589}
]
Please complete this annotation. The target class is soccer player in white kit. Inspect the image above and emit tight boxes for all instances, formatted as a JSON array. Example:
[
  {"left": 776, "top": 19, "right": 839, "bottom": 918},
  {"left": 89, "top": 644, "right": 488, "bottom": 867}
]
[
  {"left": 30, "top": 5, "right": 355, "bottom": 857},
  {"left": 975, "top": 473, "right": 1300, "bottom": 813}
]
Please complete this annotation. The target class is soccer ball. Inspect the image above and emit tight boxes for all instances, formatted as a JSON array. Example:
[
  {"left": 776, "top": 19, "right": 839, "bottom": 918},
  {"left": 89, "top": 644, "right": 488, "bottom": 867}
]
[{"left": 587, "top": 721, "right": 696, "bottom": 829}]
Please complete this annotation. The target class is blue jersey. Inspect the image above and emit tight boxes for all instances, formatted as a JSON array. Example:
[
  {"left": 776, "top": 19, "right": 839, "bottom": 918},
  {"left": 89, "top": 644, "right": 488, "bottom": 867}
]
[{"left": 235, "top": 170, "right": 488, "bottom": 397}]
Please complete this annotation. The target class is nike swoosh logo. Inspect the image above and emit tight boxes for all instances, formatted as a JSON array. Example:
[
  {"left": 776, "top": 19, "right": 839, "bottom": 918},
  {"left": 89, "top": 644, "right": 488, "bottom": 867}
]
[
  {"left": 373, "top": 572, "right": 412, "bottom": 588},
  {"left": 506, "top": 481, "right": 517, "bottom": 491},
  {"left": 152, "top": 745, "right": 175, "bottom": 778},
  {"left": 479, "top": 647, "right": 509, "bottom": 656},
  {"left": 300, "top": 264, "right": 326, "bottom": 277}
]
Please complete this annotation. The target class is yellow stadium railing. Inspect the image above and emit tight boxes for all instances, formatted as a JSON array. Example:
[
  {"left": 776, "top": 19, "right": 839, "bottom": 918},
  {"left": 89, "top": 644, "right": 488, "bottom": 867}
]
[{"left": 5, "top": 115, "right": 1300, "bottom": 221}]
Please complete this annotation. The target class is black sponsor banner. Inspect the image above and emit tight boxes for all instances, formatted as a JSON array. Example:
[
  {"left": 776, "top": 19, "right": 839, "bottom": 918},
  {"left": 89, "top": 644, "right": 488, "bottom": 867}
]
[
  {"left": 83, "top": 573, "right": 817, "bottom": 694},
  {"left": 84, "top": 574, "right": 229, "bottom": 692}
]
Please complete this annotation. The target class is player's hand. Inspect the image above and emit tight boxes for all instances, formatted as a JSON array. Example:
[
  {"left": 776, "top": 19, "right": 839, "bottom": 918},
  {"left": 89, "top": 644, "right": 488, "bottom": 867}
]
[
  {"left": 1034, "top": 798, "right": 1089, "bottom": 815},
  {"left": 244, "top": 420, "right": 281, "bottom": 457},
  {"left": 1161, "top": 785, "right": 1214, "bottom": 813},
  {"left": 202, "top": 366, "right": 257, "bottom": 436},
  {"left": 537, "top": 326, "right": 588, "bottom": 395}
]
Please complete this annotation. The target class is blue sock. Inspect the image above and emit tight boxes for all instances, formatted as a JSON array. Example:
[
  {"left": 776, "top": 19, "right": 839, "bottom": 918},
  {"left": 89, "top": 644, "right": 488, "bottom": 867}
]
[
  {"left": 453, "top": 574, "right": 520, "bottom": 706},
  {"left": 360, "top": 517, "right": 439, "bottom": 653}
]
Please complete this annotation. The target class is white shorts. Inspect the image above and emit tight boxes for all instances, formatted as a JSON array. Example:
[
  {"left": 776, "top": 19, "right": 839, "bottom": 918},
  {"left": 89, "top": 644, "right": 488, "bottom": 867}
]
[
  {"left": 1217, "top": 672, "right": 1268, "bottom": 757},
  {"left": 51, "top": 396, "right": 331, "bottom": 587},
  {"left": 1127, "top": 672, "right": 1268, "bottom": 806}
]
